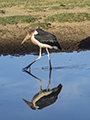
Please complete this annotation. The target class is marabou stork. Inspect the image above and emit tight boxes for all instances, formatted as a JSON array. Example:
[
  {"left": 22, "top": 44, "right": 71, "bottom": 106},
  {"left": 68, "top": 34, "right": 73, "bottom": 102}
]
[{"left": 21, "top": 29, "right": 61, "bottom": 69}]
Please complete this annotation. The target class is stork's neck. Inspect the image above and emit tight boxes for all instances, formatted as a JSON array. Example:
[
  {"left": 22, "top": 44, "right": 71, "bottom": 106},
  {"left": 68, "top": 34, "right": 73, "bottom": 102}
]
[{"left": 31, "top": 34, "right": 37, "bottom": 45}]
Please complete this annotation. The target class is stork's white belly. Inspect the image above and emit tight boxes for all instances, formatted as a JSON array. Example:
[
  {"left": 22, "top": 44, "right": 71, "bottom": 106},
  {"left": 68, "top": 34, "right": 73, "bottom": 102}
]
[{"left": 31, "top": 36, "right": 53, "bottom": 49}]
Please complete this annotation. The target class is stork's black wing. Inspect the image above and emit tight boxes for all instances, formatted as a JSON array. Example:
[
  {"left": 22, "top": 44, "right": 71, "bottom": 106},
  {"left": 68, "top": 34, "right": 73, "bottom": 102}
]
[
  {"left": 35, "top": 29, "right": 61, "bottom": 50},
  {"left": 36, "top": 84, "right": 62, "bottom": 109}
]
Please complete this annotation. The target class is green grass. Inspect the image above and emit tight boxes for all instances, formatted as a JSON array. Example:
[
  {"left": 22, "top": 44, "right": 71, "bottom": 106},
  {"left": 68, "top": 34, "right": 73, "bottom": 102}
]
[
  {"left": 0, "top": 0, "right": 90, "bottom": 26},
  {"left": 29, "top": 22, "right": 51, "bottom": 29},
  {"left": 0, "top": 0, "right": 90, "bottom": 8},
  {"left": 0, "top": 15, "right": 37, "bottom": 25},
  {"left": 0, "top": 12, "right": 90, "bottom": 25},
  {"left": 45, "top": 13, "right": 90, "bottom": 22},
  {"left": 25, "top": 6, "right": 48, "bottom": 12}
]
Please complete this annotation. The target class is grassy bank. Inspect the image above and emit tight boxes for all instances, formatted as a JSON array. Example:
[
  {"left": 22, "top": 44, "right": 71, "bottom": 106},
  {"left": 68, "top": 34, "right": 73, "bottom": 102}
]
[
  {"left": 0, "top": 0, "right": 90, "bottom": 28},
  {"left": 0, "top": 12, "right": 90, "bottom": 26},
  {"left": 45, "top": 13, "right": 90, "bottom": 22},
  {"left": 0, "top": 15, "right": 37, "bottom": 25},
  {"left": 0, "top": 0, "right": 90, "bottom": 8}
]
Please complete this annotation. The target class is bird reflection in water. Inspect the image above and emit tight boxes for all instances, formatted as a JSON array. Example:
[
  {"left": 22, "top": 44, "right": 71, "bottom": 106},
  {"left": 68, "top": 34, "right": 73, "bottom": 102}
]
[{"left": 22, "top": 69, "right": 62, "bottom": 110}]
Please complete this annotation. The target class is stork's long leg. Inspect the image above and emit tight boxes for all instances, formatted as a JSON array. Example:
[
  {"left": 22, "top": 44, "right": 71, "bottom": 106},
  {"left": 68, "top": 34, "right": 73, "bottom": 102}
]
[
  {"left": 30, "top": 47, "right": 42, "bottom": 66},
  {"left": 46, "top": 48, "right": 52, "bottom": 69},
  {"left": 23, "top": 69, "right": 42, "bottom": 91},
  {"left": 46, "top": 68, "right": 52, "bottom": 91},
  {"left": 24, "top": 47, "right": 42, "bottom": 69}
]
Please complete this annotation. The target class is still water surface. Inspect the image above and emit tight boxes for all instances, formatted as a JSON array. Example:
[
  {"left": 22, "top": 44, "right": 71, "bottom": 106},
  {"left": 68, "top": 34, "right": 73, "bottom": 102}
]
[{"left": 0, "top": 51, "right": 90, "bottom": 120}]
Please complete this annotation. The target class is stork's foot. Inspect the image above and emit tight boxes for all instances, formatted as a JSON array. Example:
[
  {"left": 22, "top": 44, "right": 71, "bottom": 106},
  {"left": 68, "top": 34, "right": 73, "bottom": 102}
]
[
  {"left": 50, "top": 66, "right": 52, "bottom": 70},
  {"left": 22, "top": 66, "right": 31, "bottom": 72},
  {"left": 50, "top": 64, "right": 52, "bottom": 70},
  {"left": 22, "top": 67, "right": 27, "bottom": 72}
]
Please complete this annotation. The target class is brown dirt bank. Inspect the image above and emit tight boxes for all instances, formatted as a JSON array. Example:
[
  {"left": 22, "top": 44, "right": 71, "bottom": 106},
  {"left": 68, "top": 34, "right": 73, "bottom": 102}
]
[{"left": 0, "top": 21, "right": 90, "bottom": 56}]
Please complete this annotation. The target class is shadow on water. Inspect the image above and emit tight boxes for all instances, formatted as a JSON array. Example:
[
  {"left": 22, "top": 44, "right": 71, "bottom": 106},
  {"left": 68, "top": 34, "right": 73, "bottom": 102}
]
[{"left": 22, "top": 69, "right": 62, "bottom": 110}]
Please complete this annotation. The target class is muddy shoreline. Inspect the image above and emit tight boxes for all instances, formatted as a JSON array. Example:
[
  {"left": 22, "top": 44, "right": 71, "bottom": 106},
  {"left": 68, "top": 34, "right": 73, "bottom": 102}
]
[{"left": 0, "top": 22, "right": 90, "bottom": 56}]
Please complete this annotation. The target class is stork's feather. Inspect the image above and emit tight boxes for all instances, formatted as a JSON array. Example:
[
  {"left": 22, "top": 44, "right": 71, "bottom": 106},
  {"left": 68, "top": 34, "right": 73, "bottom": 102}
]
[{"left": 35, "top": 29, "right": 61, "bottom": 50}]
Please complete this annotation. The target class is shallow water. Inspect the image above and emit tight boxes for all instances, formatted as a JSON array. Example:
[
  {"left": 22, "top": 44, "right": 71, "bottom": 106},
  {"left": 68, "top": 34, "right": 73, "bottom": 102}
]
[{"left": 0, "top": 51, "right": 90, "bottom": 120}]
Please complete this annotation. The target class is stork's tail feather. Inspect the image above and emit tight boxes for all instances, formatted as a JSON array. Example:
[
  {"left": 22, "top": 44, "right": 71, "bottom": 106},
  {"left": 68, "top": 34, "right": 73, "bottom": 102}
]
[
  {"left": 53, "top": 42, "right": 62, "bottom": 50},
  {"left": 44, "top": 41, "right": 61, "bottom": 50},
  {"left": 53, "top": 46, "right": 58, "bottom": 49}
]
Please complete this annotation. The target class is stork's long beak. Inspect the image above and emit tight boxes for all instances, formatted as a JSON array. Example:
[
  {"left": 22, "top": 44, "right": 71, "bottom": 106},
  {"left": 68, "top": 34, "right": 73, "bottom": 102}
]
[
  {"left": 23, "top": 99, "right": 32, "bottom": 107},
  {"left": 22, "top": 99, "right": 36, "bottom": 110},
  {"left": 21, "top": 34, "right": 31, "bottom": 44}
]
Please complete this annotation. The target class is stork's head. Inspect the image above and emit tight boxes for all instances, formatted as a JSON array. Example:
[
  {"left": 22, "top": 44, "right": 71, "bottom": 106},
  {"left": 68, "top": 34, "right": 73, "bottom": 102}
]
[{"left": 21, "top": 29, "right": 38, "bottom": 44}]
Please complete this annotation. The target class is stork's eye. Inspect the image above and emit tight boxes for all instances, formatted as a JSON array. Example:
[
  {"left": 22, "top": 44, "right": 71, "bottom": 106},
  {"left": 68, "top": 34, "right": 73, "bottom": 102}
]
[{"left": 29, "top": 29, "right": 35, "bottom": 34}]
